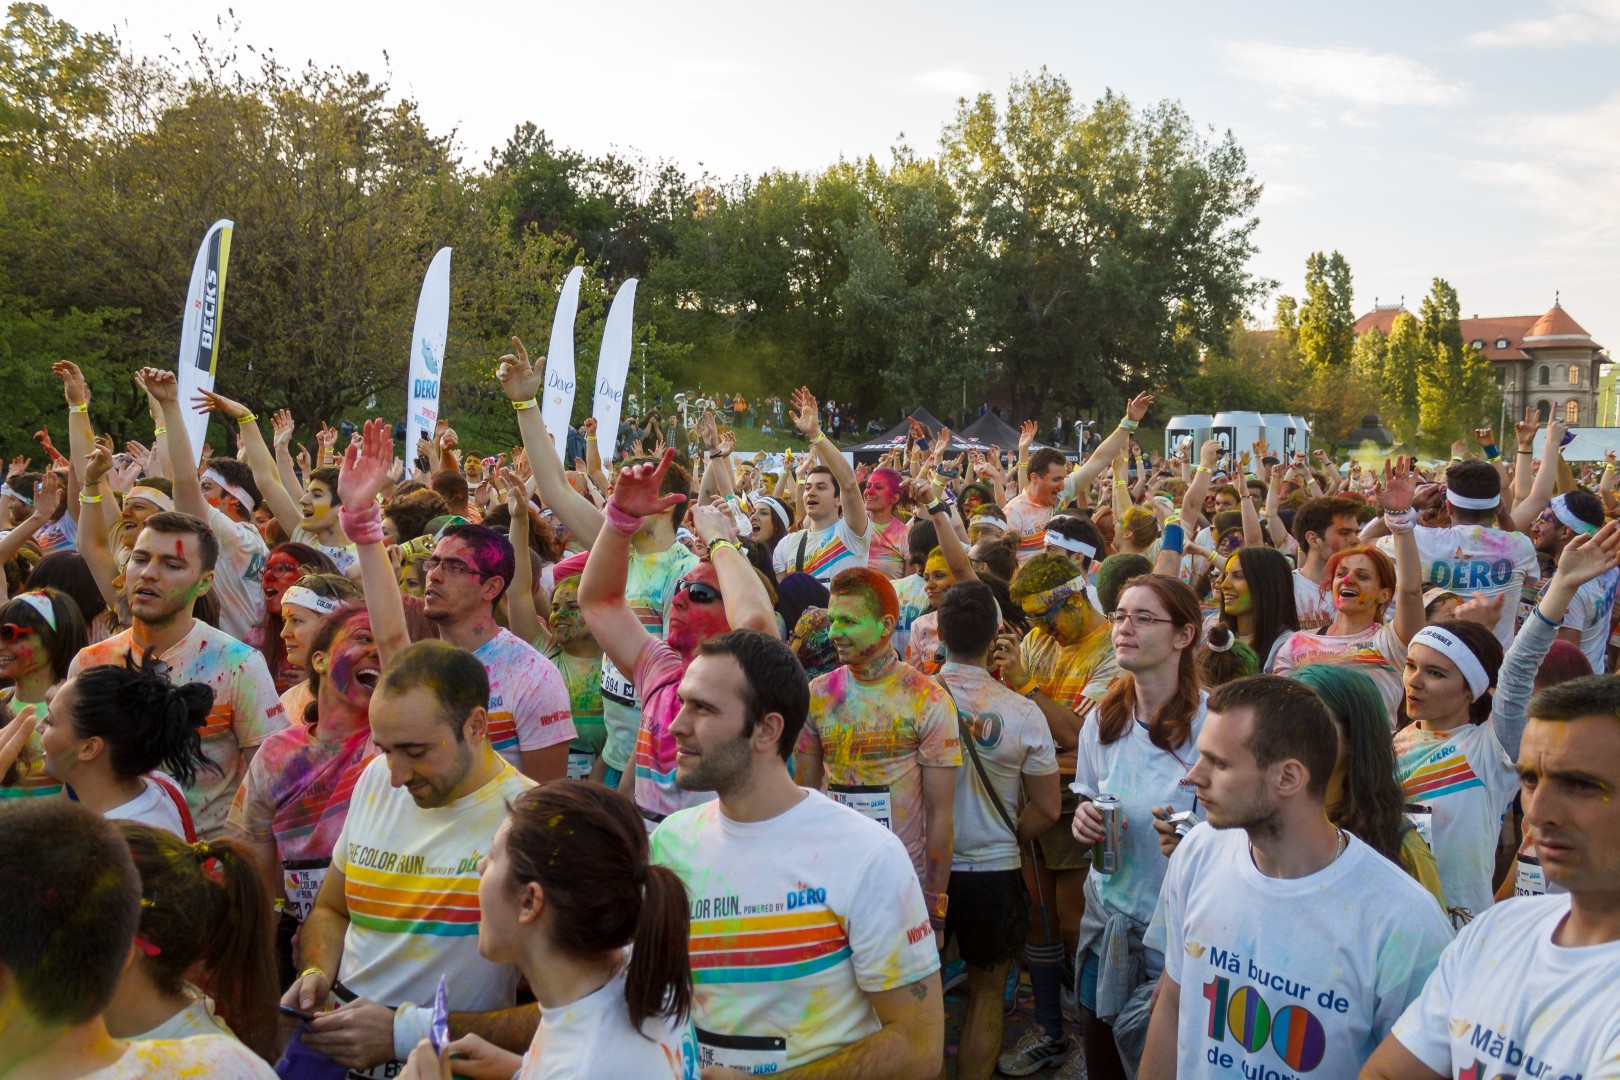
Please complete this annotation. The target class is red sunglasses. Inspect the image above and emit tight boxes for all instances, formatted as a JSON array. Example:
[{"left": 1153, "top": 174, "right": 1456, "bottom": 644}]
[{"left": 0, "top": 623, "right": 38, "bottom": 644}]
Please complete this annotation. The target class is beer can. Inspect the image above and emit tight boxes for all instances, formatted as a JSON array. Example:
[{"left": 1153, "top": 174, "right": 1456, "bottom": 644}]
[{"left": 1093, "top": 795, "right": 1122, "bottom": 874}]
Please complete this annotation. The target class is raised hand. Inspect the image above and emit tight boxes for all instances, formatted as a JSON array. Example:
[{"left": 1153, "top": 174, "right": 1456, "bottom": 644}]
[
  {"left": 138, "top": 367, "right": 179, "bottom": 404},
  {"left": 1475, "top": 426, "right": 1496, "bottom": 448},
  {"left": 790, "top": 387, "right": 821, "bottom": 440},
  {"left": 1018, "top": 420, "right": 1037, "bottom": 452},
  {"left": 296, "top": 444, "right": 313, "bottom": 475},
  {"left": 83, "top": 435, "right": 115, "bottom": 486},
  {"left": 1125, "top": 391, "right": 1155, "bottom": 423},
  {"left": 689, "top": 501, "right": 740, "bottom": 548},
  {"left": 32, "top": 425, "right": 65, "bottom": 464},
  {"left": 316, "top": 422, "right": 338, "bottom": 452},
  {"left": 1450, "top": 592, "right": 1506, "bottom": 630},
  {"left": 337, "top": 418, "right": 395, "bottom": 509},
  {"left": 32, "top": 470, "right": 62, "bottom": 520},
  {"left": 1555, "top": 520, "right": 1620, "bottom": 587},
  {"left": 7, "top": 455, "right": 29, "bottom": 479},
  {"left": 1515, "top": 405, "right": 1540, "bottom": 449},
  {"left": 1544, "top": 417, "right": 1569, "bottom": 454},
  {"left": 272, "top": 409, "right": 295, "bottom": 448},
  {"left": 1199, "top": 438, "right": 1222, "bottom": 470},
  {"left": 51, "top": 360, "right": 90, "bottom": 407},
  {"left": 191, "top": 387, "right": 251, "bottom": 421},
  {"left": 495, "top": 335, "right": 542, "bottom": 403},
  {"left": 612, "top": 448, "right": 687, "bottom": 518},
  {"left": 1379, "top": 456, "right": 1416, "bottom": 512}
]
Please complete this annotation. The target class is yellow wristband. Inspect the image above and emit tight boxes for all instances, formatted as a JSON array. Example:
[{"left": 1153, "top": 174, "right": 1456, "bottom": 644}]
[
  {"left": 237, "top": 412, "right": 257, "bottom": 425},
  {"left": 79, "top": 493, "right": 102, "bottom": 504},
  {"left": 811, "top": 432, "right": 827, "bottom": 444},
  {"left": 1195, "top": 464, "right": 1212, "bottom": 474},
  {"left": 153, "top": 427, "right": 167, "bottom": 436},
  {"left": 1018, "top": 678, "right": 1040, "bottom": 698},
  {"left": 708, "top": 538, "right": 741, "bottom": 555},
  {"left": 585, "top": 435, "right": 597, "bottom": 441},
  {"left": 69, "top": 403, "right": 88, "bottom": 414},
  {"left": 299, "top": 966, "right": 326, "bottom": 982},
  {"left": 511, "top": 398, "right": 538, "bottom": 411}
]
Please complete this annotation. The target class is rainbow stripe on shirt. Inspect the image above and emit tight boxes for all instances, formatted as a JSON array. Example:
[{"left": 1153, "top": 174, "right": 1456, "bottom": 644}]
[
  {"left": 689, "top": 909, "right": 853, "bottom": 985},
  {"left": 1402, "top": 747, "right": 1484, "bottom": 801},
  {"left": 344, "top": 861, "right": 481, "bottom": 937},
  {"left": 801, "top": 534, "right": 858, "bottom": 580}
]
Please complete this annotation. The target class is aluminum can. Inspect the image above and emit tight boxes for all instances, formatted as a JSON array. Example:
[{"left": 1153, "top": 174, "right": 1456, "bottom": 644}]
[{"left": 1092, "top": 794, "right": 1122, "bottom": 874}]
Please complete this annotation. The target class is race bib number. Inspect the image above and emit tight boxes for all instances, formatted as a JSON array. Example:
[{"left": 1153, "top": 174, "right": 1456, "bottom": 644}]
[
  {"left": 1403, "top": 803, "right": 1434, "bottom": 848},
  {"left": 696, "top": 1027, "right": 788, "bottom": 1075},
  {"left": 829, "top": 783, "right": 892, "bottom": 831},
  {"left": 566, "top": 750, "right": 595, "bottom": 780},
  {"left": 1514, "top": 853, "right": 1564, "bottom": 897},
  {"left": 600, "top": 655, "right": 638, "bottom": 708},
  {"left": 347, "top": 1061, "right": 404, "bottom": 1079},
  {"left": 282, "top": 861, "right": 330, "bottom": 922}
]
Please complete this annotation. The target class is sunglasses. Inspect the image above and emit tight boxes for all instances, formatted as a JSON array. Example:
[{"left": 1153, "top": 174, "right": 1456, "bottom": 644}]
[
  {"left": 0, "top": 623, "right": 37, "bottom": 644},
  {"left": 675, "top": 580, "right": 723, "bottom": 605}
]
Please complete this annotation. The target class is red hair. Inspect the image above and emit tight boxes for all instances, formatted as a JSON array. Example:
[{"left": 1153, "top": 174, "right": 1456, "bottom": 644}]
[
  {"left": 830, "top": 567, "right": 900, "bottom": 625},
  {"left": 1319, "top": 544, "right": 1395, "bottom": 605}
]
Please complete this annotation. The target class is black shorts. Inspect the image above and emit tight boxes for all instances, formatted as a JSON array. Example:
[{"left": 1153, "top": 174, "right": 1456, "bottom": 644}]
[{"left": 945, "top": 869, "right": 1028, "bottom": 970}]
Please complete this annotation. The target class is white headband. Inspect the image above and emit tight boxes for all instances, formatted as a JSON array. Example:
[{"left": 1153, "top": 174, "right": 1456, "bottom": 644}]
[
  {"left": 281, "top": 585, "right": 342, "bottom": 616},
  {"left": 13, "top": 591, "right": 56, "bottom": 631},
  {"left": 126, "top": 485, "right": 175, "bottom": 512},
  {"left": 1, "top": 483, "right": 32, "bottom": 507},
  {"left": 755, "top": 496, "right": 790, "bottom": 530},
  {"left": 1410, "top": 625, "right": 1491, "bottom": 700},
  {"left": 1045, "top": 532, "right": 1098, "bottom": 560},
  {"left": 1549, "top": 494, "right": 1598, "bottom": 536},
  {"left": 1446, "top": 490, "right": 1500, "bottom": 511},
  {"left": 202, "top": 469, "right": 256, "bottom": 513}
]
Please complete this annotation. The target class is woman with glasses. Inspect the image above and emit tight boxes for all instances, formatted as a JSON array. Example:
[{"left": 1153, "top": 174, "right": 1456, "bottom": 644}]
[
  {"left": 1069, "top": 573, "right": 1206, "bottom": 1080},
  {"left": 0, "top": 588, "right": 88, "bottom": 801},
  {"left": 1272, "top": 459, "right": 1427, "bottom": 721}
]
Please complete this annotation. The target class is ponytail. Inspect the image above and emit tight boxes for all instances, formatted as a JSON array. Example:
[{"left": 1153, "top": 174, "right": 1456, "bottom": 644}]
[
  {"left": 503, "top": 785, "right": 692, "bottom": 1033},
  {"left": 118, "top": 824, "right": 279, "bottom": 1063},
  {"left": 70, "top": 652, "right": 220, "bottom": 786}
]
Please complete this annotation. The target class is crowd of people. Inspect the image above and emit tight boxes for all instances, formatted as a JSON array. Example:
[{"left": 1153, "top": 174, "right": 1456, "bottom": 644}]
[{"left": 0, "top": 349, "right": 1616, "bottom": 1080}]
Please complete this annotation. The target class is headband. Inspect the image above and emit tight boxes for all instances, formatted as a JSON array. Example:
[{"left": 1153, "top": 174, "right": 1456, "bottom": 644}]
[
  {"left": 1446, "top": 490, "right": 1499, "bottom": 511},
  {"left": 1549, "top": 494, "right": 1599, "bottom": 536},
  {"left": 755, "top": 496, "right": 791, "bottom": 531},
  {"left": 126, "top": 485, "right": 175, "bottom": 512},
  {"left": 1, "top": 483, "right": 31, "bottom": 507},
  {"left": 14, "top": 591, "right": 56, "bottom": 632},
  {"left": 202, "top": 469, "right": 256, "bottom": 513},
  {"left": 1410, "top": 625, "right": 1491, "bottom": 700},
  {"left": 280, "top": 585, "right": 342, "bottom": 617},
  {"left": 1024, "top": 574, "right": 1088, "bottom": 614},
  {"left": 1045, "top": 532, "right": 1098, "bottom": 560}
]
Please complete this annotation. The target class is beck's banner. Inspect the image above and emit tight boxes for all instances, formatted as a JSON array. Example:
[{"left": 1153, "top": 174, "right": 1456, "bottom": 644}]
[
  {"left": 542, "top": 266, "right": 584, "bottom": 464},
  {"left": 405, "top": 247, "right": 453, "bottom": 460},
  {"left": 593, "top": 278, "right": 637, "bottom": 462},
  {"left": 176, "top": 219, "right": 234, "bottom": 463}
]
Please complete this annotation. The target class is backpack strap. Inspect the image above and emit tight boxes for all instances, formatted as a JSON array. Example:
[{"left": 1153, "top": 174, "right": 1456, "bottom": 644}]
[{"left": 934, "top": 676, "right": 1021, "bottom": 842}]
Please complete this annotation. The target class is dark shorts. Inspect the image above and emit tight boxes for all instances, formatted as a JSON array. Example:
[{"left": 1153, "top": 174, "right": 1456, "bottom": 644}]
[
  {"left": 945, "top": 869, "right": 1029, "bottom": 969},
  {"left": 1036, "top": 785, "right": 1093, "bottom": 870}
]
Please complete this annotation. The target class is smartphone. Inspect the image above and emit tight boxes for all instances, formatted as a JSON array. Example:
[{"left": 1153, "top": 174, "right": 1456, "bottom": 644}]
[{"left": 279, "top": 1004, "right": 316, "bottom": 1023}]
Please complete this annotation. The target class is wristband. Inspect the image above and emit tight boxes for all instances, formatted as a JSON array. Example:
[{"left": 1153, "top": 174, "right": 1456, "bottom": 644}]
[
  {"left": 925, "top": 891, "right": 949, "bottom": 919},
  {"left": 237, "top": 412, "right": 257, "bottom": 425},
  {"left": 79, "top": 493, "right": 102, "bottom": 504},
  {"left": 299, "top": 966, "right": 326, "bottom": 982},
  {"left": 153, "top": 427, "right": 167, "bottom": 436},
  {"left": 1517, "top": 448, "right": 1533, "bottom": 455},
  {"left": 69, "top": 403, "right": 88, "bottom": 414},
  {"left": 810, "top": 432, "right": 827, "bottom": 445},
  {"left": 392, "top": 1001, "right": 428, "bottom": 1062},
  {"left": 339, "top": 501, "right": 386, "bottom": 545},
  {"left": 1194, "top": 464, "right": 1212, "bottom": 474},
  {"left": 603, "top": 496, "right": 645, "bottom": 537},
  {"left": 1482, "top": 443, "right": 1500, "bottom": 461},
  {"left": 585, "top": 434, "right": 596, "bottom": 441},
  {"left": 1118, "top": 417, "right": 1140, "bottom": 431},
  {"left": 1162, "top": 521, "right": 1185, "bottom": 553},
  {"left": 1382, "top": 508, "right": 1416, "bottom": 535},
  {"left": 1532, "top": 605, "right": 1560, "bottom": 630},
  {"left": 928, "top": 501, "right": 949, "bottom": 517},
  {"left": 510, "top": 397, "right": 539, "bottom": 411},
  {"left": 707, "top": 538, "right": 741, "bottom": 556},
  {"left": 1017, "top": 678, "right": 1039, "bottom": 698}
]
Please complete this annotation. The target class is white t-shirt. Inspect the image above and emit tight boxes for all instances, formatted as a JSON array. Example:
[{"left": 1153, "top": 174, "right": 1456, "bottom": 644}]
[
  {"left": 70, "top": 621, "right": 288, "bottom": 838},
  {"left": 517, "top": 960, "right": 699, "bottom": 1079},
  {"left": 892, "top": 574, "right": 929, "bottom": 658},
  {"left": 1002, "top": 491, "right": 1055, "bottom": 564},
  {"left": 136, "top": 984, "right": 233, "bottom": 1042},
  {"left": 82, "top": 1037, "right": 276, "bottom": 1079},
  {"left": 1270, "top": 623, "right": 1408, "bottom": 722},
  {"left": 292, "top": 524, "right": 359, "bottom": 574},
  {"left": 938, "top": 663, "right": 1058, "bottom": 872},
  {"left": 773, "top": 516, "right": 871, "bottom": 584},
  {"left": 649, "top": 791, "right": 939, "bottom": 1073},
  {"left": 475, "top": 628, "right": 577, "bottom": 769},
  {"left": 1161, "top": 824, "right": 1453, "bottom": 1080},
  {"left": 1549, "top": 566, "right": 1617, "bottom": 674},
  {"left": 1379, "top": 524, "right": 1537, "bottom": 647},
  {"left": 205, "top": 505, "right": 269, "bottom": 641},
  {"left": 1071, "top": 693, "right": 1207, "bottom": 927},
  {"left": 1391, "top": 894, "right": 1620, "bottom": 1077},
  {"left": 1292, "top": 568, "right": 1334, "bottom": 632},
  {"left": 1394, "top": 719, "right": 1520, "bottom": 919},
  {"left": 331, "top": 754, "right": 534, "bottom": 1009},
  {"left": 103, "top": 774, "right": 191, "bottom": 840}
]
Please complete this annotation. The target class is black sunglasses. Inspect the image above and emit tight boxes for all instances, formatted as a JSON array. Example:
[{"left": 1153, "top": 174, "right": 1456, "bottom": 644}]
[{"left": 675, "top": 580, "right": 723, "bottom": 605}]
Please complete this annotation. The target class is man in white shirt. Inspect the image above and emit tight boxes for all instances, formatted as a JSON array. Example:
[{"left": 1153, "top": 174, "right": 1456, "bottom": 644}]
[
  {"left": 1363, "top": 675, "right": 1620, "bottom": 1079},
  {"left": 1139, "top": 676, "right": 1452, "bottom": 1080},
  {"left": 1526, "top": 491, "right": 1614, "bottom": 673},
  {"left": 650, "top": 629, "right": 944, "bottom": 1076},
  {"left": 1290, "top": 496, "right": 1364, "bottom": 631},
  {"left": 773, "top": 385, "right": 871, "bottom": 585}
]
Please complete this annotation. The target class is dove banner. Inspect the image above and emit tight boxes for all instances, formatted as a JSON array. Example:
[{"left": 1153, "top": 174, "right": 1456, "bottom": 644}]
[
  {"left": 541, "top": 266, "right": 584, "bottom": 464},
  {"left": 592, "top": 278, "right": 637, "bottom": 463},
  {"left": 176, "top": 219, "right": 234, "bottom": 463},
  {"left": 405, "top": 247, "right": 453, "bottom": 458}
]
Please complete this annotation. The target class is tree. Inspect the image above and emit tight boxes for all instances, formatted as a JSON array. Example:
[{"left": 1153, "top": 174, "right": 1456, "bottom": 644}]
[
  {"left": 1380, "top": 312, "right": 1423, "bottom": 443},
  {"left": 1297, "top": 251, "right": 1354, "bottom": 371},
  {"left": 1417, "top": 278, "right": 1499, "bottom": 449}
]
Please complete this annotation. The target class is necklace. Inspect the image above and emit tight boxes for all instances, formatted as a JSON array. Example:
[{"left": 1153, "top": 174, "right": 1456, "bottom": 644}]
[{"left": 1249, "top": 827, "right": 1347, "bottom": 876}]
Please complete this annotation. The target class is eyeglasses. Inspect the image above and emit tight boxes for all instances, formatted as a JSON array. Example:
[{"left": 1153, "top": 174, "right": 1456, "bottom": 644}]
[
  {"left": 0, "top": 623, "right": 37, "bottom": 644},
  {"left": 1022, "top": 594, "right": 1071, "bottom": 627},
  {"left": 422, "top": 556, "right": 492, "bottom": 579},
  {"left": 675, "top": 580, "right": 723, "bottom": 605},
  {"left": 1106, "top": 609, "right": 1176, "bottom": 628}
]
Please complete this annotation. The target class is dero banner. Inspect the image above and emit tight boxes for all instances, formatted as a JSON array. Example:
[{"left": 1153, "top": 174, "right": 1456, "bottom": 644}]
[
  {"left": 593, "top": 278, "right": 637, "bottom": 462},
  {"left": 176, "top": 219, "right": 234, "bottom": 463},
  {"left": 405, "top": 247, "right": 453, "bottom": 458},
  {"left": 541, "top": 266, "right": 584, "bottom": 464}
]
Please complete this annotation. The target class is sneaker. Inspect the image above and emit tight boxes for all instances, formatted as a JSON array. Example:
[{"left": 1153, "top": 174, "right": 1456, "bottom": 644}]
[
  {"left": 1054, "top": 1038, "right": 1090, "bottom": 1079},
  {"left": 941, "top": 957, "right": 968, "bottom": 993},
  {"left": 997, "top": 1029, "right": 1074, "bottom": 1076}
]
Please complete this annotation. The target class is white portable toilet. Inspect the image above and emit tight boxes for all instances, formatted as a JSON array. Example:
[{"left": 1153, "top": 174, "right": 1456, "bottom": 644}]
[
  {"left": 1287, "top": 415, "right": 1313, "bottom": 459},
  {"left": 1259, "top": 413, "right": 1312, "bottom": 460},
  {"left": 1163, "top": 414, "right": 1212, "bottom": 460},
  {"left": 1211, "top": 411, "right": 1267, "bottom": 467}
]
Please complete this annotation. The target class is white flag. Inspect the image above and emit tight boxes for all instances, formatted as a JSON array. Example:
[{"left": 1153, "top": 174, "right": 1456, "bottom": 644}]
[
  {"left": 176, "top": 219, "right": 234, "bottom": 464},
  {"left": 405, "top": 247, "right": 453, "bottom": 460},
  {"left": 541, "top": 266, "right": 584, "bottom": 464},
  {"left": 593, "top": 279, "right": 637, "bottom": 462}
]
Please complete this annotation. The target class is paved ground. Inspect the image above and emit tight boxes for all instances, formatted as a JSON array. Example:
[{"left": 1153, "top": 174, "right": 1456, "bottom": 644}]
[{"left": 942, "top": 968, "right": 1088, "bottom": 1079}]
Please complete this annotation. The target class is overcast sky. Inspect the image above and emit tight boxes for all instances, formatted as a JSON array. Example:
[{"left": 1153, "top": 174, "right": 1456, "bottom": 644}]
[{"left": 56, "top": 0, "right": 1620, "bottom": 357}]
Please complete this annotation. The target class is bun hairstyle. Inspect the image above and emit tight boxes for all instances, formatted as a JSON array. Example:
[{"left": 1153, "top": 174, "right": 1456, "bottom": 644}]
[
  {"left": 1197, "top": 623, "right": 1259, "bottom": 689},
  {"left": 502, "top": 783, "right": 691, "bottom": 1032},
  {"left": 70, "top": 652, "right": 219, "bottom": 786},
  {"left": 118, "top": 824, "right": 278, "bottom": 1062}
]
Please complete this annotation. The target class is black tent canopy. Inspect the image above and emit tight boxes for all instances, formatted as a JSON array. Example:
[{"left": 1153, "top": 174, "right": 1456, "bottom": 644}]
[{"left": 840, "top": 408, "right": 950, "bottom": 462}]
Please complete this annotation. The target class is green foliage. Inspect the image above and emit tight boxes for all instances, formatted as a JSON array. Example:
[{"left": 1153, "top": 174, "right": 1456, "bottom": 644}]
[
  {"left": 1417, "top": 278, "right": 1499, "bottom": 450},
  {"left": 1298, "top": 251, "right": 1354, "bottom": 371}
]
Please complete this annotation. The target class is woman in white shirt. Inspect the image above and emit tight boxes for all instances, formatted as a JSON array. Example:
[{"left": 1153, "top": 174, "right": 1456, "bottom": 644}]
[
  {"left": 37, "top": 653, "right": 216, "bottom": 840},
  {"left": 401, "top": 782, "right": 698, "bottom": 1080},
  {"left": 103, "top": 822, "right": 279, "bottom": 1063}
]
